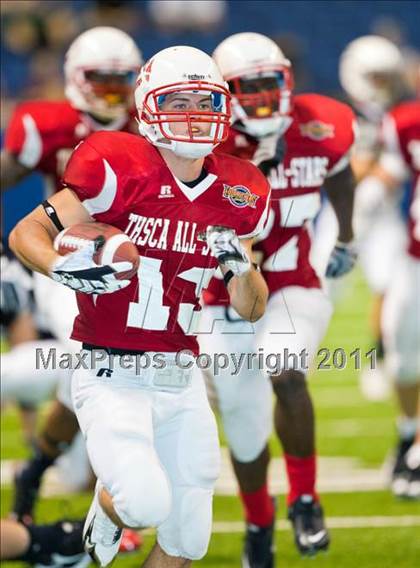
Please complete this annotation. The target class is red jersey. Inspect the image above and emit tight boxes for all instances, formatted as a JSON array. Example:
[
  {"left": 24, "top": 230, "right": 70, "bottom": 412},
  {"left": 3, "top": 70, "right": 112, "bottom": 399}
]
[
  {"left": 4, "top": 100, "right": 136, "bottom": 192},
  {"left": 62, "top": 131, "right": 270, "bottom": 354},
  {"left": 381, "top": 100, "right": 420, "bottom": 259},
  {"left": 204, "top": 93, "right": 355, "bottom": 306}
]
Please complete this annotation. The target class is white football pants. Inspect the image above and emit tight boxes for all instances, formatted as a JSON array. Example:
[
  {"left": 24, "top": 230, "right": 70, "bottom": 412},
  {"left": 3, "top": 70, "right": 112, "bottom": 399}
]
[
  {"left": 198, "top": 286, "right": 332, "bottom": 462},
  {"left": 72, "top": 351, "right": 220, "bottom": 560},
  {"left": 382, "top": 255, "right": 420, "bottom": 384}
]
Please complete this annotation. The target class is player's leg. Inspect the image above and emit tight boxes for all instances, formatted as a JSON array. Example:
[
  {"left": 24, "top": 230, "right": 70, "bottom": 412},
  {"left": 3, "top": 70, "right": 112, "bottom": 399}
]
[
  {"left": 142, "top": 544, "right": 191, "bottom": 567},
  {"left": 1, "top": 517, "right": 89, "bottom": 567},
  {"left": 357, "top": 202, "right": 406, "bottom": 401},
  {"left": 153, "top": 368, "right": 220, "bottom": 566},
  {"left": 260, "top": 286, "right": 333, "bottom": 555},
  {"left": 12, "top": 276, "right": 86, "bottom": 521},
  {"left": 11, "top": 356, "right": 77, "bottom": 523},
  {"left": 198, "top": 305, "right": 275, "bottom": 567},
  {"left": 1, "top": 338, "right": 77, "bottom": 523},
  {"left": 405, "top": 396, "right": 420, "bottom": 499},
  {"left": 72, "top": 360, "right": 171, "bottom": 566},
  {"left": 382, "top": 255, "right": 420, "bottom": 498}
]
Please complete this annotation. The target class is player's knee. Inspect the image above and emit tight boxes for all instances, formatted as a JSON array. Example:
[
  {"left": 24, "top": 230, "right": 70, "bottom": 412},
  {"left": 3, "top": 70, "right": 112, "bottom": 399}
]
[
  {"left": 180, "top": 488, "right": 213, "bottom": 559},
  {"left": 224, "top": 410, "right": 270, "bottom": 463},
  {"left": 271, "top": 369, "right": 307, "bottom": 403},
  {"left": 159, "top": 487, "right": 213, "bottom": 560},
  {"left": 394, "top": 370, "right": 420, "bottom": 386},
  {"left": 114, "top": 464, "right": 171, "bottom": 528}
]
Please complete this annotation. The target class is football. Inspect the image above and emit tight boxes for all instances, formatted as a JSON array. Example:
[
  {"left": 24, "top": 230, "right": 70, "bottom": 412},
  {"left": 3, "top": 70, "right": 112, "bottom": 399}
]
[{"left": 54, "top": 222, "right": 139, "bottom": 280}]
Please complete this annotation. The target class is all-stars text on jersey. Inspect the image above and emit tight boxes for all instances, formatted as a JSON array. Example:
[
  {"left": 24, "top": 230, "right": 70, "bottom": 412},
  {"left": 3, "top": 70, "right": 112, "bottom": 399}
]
[{"left": 268, "top": 156, "right": 330, "bottom": 189}]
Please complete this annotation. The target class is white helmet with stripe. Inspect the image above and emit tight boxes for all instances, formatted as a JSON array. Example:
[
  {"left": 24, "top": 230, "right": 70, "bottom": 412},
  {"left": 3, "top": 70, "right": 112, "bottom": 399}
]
[
  {"left": 213, "top": 32, "right": 294, "bottom": 138},
  {"left": 135, "top": 45, "right": 231, "bottom": 159},
  {"left": 64, "top": 26, "right": 143, "bottom": 121}
]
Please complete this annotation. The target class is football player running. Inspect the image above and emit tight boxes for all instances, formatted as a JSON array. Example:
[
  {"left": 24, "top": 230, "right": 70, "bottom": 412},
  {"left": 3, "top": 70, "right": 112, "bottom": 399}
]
[
  {"left": 361, "top": 99, "right": 419, "bottom": 498},
  {"left": 9, "top": 46, "right": 271, "bottom": 567},
  {"left": 339, "top": 36, "right": 410, "bottom": 400},
  {"left": 1, "top": 28, "right": 143, "bottom": 547},
  {"left": 200, "top": 32, "right": 357, "bottom": 564}
]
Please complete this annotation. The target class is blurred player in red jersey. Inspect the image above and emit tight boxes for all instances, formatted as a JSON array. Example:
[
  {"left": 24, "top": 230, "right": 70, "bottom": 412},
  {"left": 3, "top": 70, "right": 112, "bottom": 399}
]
[
  {"left": 358, "top": 100, "right": 419, "bottom": 498},
  {"left": 1, "top": 26, "right": 142, "bottom": 192},
  {"left": 1, "top": 25, "right": 143, "bottom": 554},
  {"left": 9, "top": 46, "right": 271, "bottom": 567},
  {"left": 199, "top": 32, "right": 357, "bottom": 564}
]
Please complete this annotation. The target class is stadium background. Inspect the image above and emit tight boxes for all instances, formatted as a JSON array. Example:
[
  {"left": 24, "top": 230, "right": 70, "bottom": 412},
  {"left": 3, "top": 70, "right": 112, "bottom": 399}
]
[{"left": 1, "top": 1, "right": 420, "bottom": 567}]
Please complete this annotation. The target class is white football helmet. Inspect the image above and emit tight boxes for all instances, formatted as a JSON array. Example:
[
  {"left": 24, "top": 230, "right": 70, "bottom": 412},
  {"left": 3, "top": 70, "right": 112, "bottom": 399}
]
[
  {"left": 339, "top": 35, "right": 403, "bottom": 112},
  {"left": 213, "top": 32, "right": 294, "bottom": 138},
  {"left": 135, "top": 46, "right": 231, "bottom": 159},
  {"left": 64, "top": 27, "right": 143, "bottom": 121}
]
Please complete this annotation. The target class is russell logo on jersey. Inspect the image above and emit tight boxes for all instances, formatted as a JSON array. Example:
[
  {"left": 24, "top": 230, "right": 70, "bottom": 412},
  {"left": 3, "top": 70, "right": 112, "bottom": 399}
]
[{"left": 158, "top": 185, "right": 175, "bottom": 198}]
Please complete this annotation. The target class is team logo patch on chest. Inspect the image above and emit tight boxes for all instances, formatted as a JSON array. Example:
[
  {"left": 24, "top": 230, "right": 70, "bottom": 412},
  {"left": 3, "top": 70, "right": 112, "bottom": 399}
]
[
  {"left": 223, "top": 184, "right": 259, "bottom": 208},
  {"left": 299, "top": 120, "right": 335, "bottom": 141}
]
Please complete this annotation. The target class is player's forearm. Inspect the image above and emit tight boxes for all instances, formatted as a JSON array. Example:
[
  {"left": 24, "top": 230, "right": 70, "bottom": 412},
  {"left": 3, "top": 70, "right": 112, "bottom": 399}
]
[
  {"left": 324, "top": 165, "right": 355, "bottom": 243},
  {"left": 9, "top": 214, "right": 60, "bottom": 275},
  {"left": 227, "top": 269, "right": 268, "bottom": 322}
]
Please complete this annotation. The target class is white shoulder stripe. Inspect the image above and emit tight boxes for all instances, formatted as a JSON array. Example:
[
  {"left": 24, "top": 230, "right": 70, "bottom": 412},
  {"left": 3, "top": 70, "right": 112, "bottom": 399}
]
[
  {"left": 18, "top": 114, "right": 43, "bottom": 168},
  {"left": 239, "top": 187, "right": 272, "bottom": 239},
  {"left": 82, "top": 159, "right": 117, "bottom": 215}
]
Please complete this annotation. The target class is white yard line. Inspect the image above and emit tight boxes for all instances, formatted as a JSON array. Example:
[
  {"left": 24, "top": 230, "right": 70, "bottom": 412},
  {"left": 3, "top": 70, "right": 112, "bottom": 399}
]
[
  {"left": 210, "top": 516, "right": 420, "bottom": 533},
  {"left": 216, "top": 451, "right": 388, "bottom": 494},
  {"left": 1, "top": 451, "right": 390, "bottom": 495},
  {"left": 138, "top": 516, "right": 420, "bottom": 536}
]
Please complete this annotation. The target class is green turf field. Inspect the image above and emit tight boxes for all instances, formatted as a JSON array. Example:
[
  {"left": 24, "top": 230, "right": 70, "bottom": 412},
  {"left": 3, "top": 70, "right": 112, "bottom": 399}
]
[{"left": 1, "top": 270, "right": 420, "bottom": 567}]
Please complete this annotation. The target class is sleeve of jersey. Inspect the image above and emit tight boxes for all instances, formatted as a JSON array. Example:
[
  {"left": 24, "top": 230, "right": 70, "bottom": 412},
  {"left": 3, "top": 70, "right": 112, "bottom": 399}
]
[
  {"left": 4, "top": 105, "right": 44, "bottom": 169},
  {"left": 62, "top": 139, "right": 121, "bottom": 222},
  {"left": 238, "top": 170, "right": 272, "bottom": 239}
]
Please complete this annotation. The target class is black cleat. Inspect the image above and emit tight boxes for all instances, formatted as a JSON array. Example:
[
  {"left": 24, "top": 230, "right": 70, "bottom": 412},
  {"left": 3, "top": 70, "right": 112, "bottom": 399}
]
[
  {"left": 391, "top": 437, "right": 414, "bottom": 498},
  {"left": 401, "top": 443, "right": 420, "bottom": 500},
  {"left": 11, "top": 464, "right": 42, "bottom": 524},
  {"left": 242, "top": 520, "right": 275, "bottom": 568},
  {"left": 406, "top": 464, "right": 420, "bottom": 499},
  {"left": 288, "top": 495, "right": 330, "bottom": 556}
]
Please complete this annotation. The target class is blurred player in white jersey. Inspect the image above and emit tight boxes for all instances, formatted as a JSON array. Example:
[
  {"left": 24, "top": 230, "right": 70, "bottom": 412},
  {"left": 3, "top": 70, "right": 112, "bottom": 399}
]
[
  {"left": 339, "top": 35, "right": 411, "bottom": 400},
  {"left": 1, "top": 26, "right": 143, "bottom": 553},
  {"left": 360, "top": 99, "right": 419, "bottom": 498},
  {"left": 200, "top": 32, "right": 357, "bottom": 565}
]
